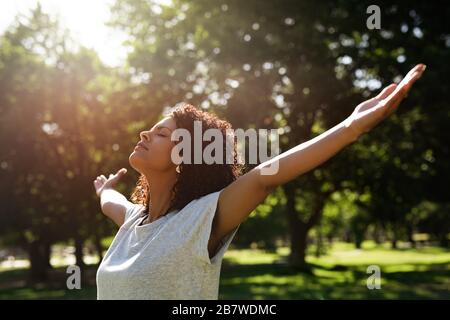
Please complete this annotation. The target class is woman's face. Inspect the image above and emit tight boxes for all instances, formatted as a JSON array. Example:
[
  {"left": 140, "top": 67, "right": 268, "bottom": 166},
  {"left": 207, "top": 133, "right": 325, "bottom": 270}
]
[{"left": 129, "top": 116, "right": 178, "bottom": 173}]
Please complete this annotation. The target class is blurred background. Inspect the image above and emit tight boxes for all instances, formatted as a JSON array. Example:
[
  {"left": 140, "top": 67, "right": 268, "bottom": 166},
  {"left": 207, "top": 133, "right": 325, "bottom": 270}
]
[{"left": 0, "top": 0, "right": 448, "bottom": 299}]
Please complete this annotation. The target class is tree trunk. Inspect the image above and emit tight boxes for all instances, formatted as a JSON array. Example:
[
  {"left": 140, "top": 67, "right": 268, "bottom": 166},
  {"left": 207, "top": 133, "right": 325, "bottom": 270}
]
[
  {"left": 391, "top": 225, "right": 398, "bottom": 249},
  {"left": 284, "top": 184, "right": 316, "bottom": 272},
  {"left": 74, "top": 235, "right": 85, "bottom": 270},
  {"left": 44, "top": 240, "right": 52, "bottom": 268},
  {"left": 391, "top": 237, "right": 397, "bottom": 249},
  {"left": 355, "top": 237, "right": 362, "bottom": 249},
  {"left": 94, "top": 234, "right": 104, "bottom": 266},
  {"left": 327, "top": 234, "right": 333, "bottom": 246},
  {"left": 288, "top": 223, "right": 309, "bottom": 270},
  {"left": 315, "top": 225, "right": 323, "bottom": 258},
  {"left": 407, "top": 226, "right": 416, "bottom": 248},
  {"left": 28, "top": 241, "right": 50, "bottom": 282},
  {"left": 283, "top": 183, "right": 329, "bottom": 272},
  {"left": 373, "top": 225, "right": 382, "bottom": 244},
  {"left": 285, "top": 184, "right": 308, "bottom": 270},
  {"left": 438, "top": 234, "right": 449, "bottom": 248}
]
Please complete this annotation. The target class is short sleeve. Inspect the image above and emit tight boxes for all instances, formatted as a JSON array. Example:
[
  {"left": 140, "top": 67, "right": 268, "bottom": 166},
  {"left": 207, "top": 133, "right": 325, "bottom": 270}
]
[
  {"left": 123, "top": 201, "right": 145, "bottom": 224},
  {"left": 180, "top": 189, "right": 240, "bottom": 265}
]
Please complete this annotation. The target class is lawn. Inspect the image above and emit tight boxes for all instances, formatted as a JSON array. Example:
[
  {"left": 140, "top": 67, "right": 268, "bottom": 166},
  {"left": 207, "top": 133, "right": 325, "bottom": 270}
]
[{"left": 0, "top": 242, "right": 449, "bottom": 299}]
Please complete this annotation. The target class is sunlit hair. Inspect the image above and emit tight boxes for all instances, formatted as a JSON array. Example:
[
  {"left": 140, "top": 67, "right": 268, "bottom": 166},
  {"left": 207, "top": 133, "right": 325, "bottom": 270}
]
[{"left": 130, "top": 102, "right": 244, "bottom": 216}]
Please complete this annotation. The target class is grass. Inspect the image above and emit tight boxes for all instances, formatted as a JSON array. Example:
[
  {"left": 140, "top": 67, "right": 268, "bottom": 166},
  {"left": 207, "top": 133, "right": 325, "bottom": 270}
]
[
  {"left": 219, "top": 242, "right": 450, "bottom": 299},
  {"left": 0, "top": 242, "right": 449, "bottom": 299}
]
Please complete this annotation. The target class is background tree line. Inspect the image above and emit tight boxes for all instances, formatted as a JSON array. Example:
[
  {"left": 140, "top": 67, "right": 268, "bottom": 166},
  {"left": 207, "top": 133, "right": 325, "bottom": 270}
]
[{"left": 0, "top": 0, "right": 448, "bottom": 281}]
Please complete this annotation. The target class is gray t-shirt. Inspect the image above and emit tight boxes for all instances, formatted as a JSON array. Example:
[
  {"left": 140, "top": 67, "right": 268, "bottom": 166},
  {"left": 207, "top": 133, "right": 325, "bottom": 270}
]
[{"left": 96, "top": 189, "right": 239, "bottom": 300}]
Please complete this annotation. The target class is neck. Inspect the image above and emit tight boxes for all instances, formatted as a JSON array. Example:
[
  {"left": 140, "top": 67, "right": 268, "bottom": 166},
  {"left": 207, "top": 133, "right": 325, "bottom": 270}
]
[{"left": 142, "top": 168, "right": 177, "bottom": 222}]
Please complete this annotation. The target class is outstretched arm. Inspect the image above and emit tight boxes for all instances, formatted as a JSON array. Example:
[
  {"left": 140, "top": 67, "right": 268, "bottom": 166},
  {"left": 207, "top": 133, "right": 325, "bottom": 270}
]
[
  {"left": 209, "top": 64, "right": 426, "bottom": 256},
  {"left": 93, "top": 168, "right": 129, "bottom": 227}
]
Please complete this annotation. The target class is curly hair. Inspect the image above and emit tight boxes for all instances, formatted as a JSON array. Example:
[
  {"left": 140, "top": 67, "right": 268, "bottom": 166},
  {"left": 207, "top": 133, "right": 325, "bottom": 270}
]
[{"left": 130, "top": 102, "right": 245, "bottom": 216}]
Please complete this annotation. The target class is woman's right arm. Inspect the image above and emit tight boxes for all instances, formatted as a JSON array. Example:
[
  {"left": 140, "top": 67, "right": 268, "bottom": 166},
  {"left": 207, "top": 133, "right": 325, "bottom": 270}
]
[
  {"left": 99, "top": 188, "right": 129, "bottom": 227},
  {"left": 94, "top": 168, "right": 130, "bottom": 227}
]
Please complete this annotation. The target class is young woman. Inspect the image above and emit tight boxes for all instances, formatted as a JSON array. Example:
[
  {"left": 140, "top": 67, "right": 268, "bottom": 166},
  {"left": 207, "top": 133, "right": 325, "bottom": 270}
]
[{"left": 93, "top": 64, "right": 426, "bottom": 299}]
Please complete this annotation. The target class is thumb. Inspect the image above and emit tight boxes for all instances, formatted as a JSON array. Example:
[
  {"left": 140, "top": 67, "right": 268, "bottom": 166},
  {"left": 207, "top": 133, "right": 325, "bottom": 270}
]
[
  {"left": 117, "top": 168, "right": 127, "bottom": 176},
  {"left": 110, "top": 168, "right": 127, "bottom": 184}
]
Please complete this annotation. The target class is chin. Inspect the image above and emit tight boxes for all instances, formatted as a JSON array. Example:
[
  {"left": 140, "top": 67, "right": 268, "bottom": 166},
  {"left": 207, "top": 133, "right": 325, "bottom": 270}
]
[{"left": 128, "top": 152, "right": 142, "bottom": 172}]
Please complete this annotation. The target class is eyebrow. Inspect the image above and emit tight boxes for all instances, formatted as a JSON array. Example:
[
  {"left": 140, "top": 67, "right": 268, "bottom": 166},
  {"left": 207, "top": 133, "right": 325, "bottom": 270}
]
[{"left": 154, "top": 125, "right": 172, "bottom": 132}]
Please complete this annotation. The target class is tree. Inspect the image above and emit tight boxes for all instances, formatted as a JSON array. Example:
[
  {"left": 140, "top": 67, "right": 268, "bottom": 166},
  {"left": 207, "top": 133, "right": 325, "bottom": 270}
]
[
  {"left": 0, "top": 4, "right": 129, "bottom": 280},
  {"left": 107, "top": 0, "right": 448, "bottom": 269}
]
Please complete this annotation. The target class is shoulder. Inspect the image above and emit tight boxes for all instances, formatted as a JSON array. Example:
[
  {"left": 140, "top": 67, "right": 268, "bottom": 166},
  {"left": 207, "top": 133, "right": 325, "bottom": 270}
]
[
  {"left": 181, "top": 190, "right": 222, "bottom": 217},
  {"left": 123, "top": 202, "right": 146, "bottom": 225},
  {"left": 175, "top": 189, "right": 239, "bottom": 264}
]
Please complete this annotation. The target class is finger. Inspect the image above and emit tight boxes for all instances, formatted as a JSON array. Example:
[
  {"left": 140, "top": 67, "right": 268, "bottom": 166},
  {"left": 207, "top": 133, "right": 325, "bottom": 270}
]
[
  {"left": 111, "top": 169, "right": 127, "bottom": 182},
  {"left": 395, "top": 64, "right": 425, "bottom": 93},
  {"left": 400, "top": 64, "right": 425, "bottom": 84},
  {"left": 383, "top": 70, "right": 420, "bottom": 107},
  {"left": 376, "top": 83, "right": 397, "bottom": 99},
  {"left": 399, "top": 69, "right": 423, "bottom": 91},
  {"left": 100, "top": 175, "right": 107, "bottom": 181},
  {"left": 386, "top": 89, "right": 411, "bottom": 117},
  {"left": 407, "top": 63, "right": 426, "bottom": 78},
  {"left": 117, "top": 168, "right": 127, "bottom": 176},
  {"left": 382, "top": 68, "right": 424, "bottom": 117},
  {"left": 374, "top": 64, "right": 426, "bottom": 118},
  {"left": 377, "top": 88, "right": 406, "bottom": 118},
  {"left": 384, "top": 95, "right": 404, "bottom": 118}
]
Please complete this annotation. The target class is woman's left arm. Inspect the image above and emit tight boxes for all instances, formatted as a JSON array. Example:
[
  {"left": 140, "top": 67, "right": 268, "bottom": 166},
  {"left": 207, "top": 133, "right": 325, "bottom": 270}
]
[{"left": 209, "top": 64, "right": 426, "bottom": 253}]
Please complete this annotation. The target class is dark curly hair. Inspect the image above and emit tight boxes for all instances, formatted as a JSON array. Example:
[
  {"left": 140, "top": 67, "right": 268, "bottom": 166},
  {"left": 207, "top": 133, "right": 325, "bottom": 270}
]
[{"left": 130, "top": 102, "right": 244, "bottom": 216}]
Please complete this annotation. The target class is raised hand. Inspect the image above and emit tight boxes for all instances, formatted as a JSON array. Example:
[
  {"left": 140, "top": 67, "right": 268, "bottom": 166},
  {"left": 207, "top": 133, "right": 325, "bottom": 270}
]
[
  {"left": 93, "top": 168, "right": 127, "bottom": 197},
  {"left": 344, "top": 63, "right": 426, "bottom": 138}
]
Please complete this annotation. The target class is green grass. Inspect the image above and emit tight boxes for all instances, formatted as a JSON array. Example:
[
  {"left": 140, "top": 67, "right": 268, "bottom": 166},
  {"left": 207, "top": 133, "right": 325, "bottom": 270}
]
[
  {"left": 1, "top": 242, "right": 449, "bottom": 299},
  {"left": 219, "top": 243, "right": 450, "bottom": 299}
]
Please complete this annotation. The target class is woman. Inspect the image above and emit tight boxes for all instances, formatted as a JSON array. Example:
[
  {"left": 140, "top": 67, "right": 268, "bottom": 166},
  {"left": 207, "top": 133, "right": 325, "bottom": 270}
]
[{"left": 93, "top": 64, "right": 426, "bottom": 299}]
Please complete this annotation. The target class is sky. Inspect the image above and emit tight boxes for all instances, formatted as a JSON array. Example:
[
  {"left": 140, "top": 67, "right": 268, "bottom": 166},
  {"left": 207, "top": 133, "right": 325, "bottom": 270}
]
[{"left": 0, "top": 0, "right": 131, "bottom": 67}]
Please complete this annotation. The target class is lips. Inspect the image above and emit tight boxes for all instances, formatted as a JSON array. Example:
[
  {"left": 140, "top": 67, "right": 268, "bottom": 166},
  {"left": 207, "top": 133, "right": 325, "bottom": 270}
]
[{"left": 136, "top": 142, "right": 149, "bottom": 151}]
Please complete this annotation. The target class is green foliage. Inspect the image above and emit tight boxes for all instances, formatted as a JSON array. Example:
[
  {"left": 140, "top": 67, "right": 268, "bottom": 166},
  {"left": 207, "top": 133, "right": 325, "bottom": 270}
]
[{"left": 0, "top": 1, "right": 448, "bottom": 283}]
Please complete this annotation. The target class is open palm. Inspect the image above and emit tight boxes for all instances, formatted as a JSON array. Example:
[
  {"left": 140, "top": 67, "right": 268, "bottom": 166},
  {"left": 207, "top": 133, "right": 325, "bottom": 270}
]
[
  {"left": 93, "top": 168, "right": 127, "bottom": 197},
  {"left": 345, "top": 63, "right": 426, "bottom": 137}
]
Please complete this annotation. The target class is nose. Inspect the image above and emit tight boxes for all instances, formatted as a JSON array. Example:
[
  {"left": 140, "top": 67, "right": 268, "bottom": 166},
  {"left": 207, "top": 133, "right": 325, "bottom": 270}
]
[{"left": 140, "top": 130, "right": 150, "bottom": 142}]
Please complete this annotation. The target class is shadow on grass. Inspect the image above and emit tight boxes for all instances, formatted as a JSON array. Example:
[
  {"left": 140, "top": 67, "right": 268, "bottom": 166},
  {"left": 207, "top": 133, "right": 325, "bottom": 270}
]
[
  {"left": 0, "top": 266, "right": 98, "bottom": 300},
  {"left": 219, "top": 260, "right": 450, "bottom": 300},
  {"left": 1, "top": 259, "right": 448, "bottom": 300}
]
